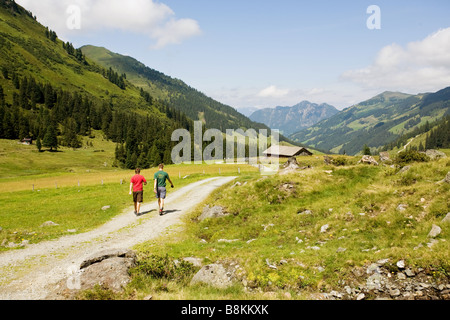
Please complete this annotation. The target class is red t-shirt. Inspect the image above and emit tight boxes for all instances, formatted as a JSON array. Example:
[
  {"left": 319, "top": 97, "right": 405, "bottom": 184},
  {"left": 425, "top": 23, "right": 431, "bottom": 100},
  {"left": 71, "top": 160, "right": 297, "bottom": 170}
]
[{"left": 130, "top": 174, "right": 147, "bottom": 192}]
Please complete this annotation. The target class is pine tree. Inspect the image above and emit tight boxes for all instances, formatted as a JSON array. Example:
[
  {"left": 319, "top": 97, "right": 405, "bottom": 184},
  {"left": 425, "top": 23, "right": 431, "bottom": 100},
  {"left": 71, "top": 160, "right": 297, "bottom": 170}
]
[
  {"left": 36, "top": 138, "right": 42, "bottom": 152},
  {"left": 148, "top": 143, "right": 161, "bottom": 168},
  {"left": 43, "top": 122, "right": 58, "bottom": 151},
  {"left": 62, "top": 118, "right": 81, "bottom": 148},
  {"left": 362, "top": 144, "right": 372, "bottom": 156},
  {"left": 0, "top": 85, "right": 4, "bottom": 106}
]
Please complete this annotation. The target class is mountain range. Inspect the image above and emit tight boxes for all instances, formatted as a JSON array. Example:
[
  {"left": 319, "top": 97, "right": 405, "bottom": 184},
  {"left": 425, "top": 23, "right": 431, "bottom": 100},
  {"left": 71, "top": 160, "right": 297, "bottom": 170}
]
[
  {"left": 290, "top": 89, "right": 450, "bottom": 155},
  {"left": 1, "top": 0, "right": 449, "bottom": 160},
  {"left": 249, "top": 101, "right": 339, "bottom": 136}
]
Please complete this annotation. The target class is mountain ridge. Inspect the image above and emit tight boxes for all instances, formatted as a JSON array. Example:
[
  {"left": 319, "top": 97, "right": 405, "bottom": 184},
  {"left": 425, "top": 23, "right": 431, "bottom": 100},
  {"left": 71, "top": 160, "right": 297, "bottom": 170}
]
[
  {"left": 249, "top": 101, "right": 339, "bottom": 136},
  {"left": 290, "top": 87, "right": 450, "bottom": 155}
]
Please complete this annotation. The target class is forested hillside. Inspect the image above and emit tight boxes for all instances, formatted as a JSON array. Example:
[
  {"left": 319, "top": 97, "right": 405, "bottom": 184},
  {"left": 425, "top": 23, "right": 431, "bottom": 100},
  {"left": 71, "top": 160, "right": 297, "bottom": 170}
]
[
  {"left": 0, "top": 0, "right": 192, "bottom": 169},
  {"left": 81, "top": 45, "right": 273, "bottom": 132}
]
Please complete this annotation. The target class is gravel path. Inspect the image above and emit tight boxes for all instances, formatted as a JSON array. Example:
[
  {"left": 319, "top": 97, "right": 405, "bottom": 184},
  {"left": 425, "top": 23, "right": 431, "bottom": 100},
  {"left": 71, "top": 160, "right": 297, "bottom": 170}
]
[{"left": 0, "top": 176, "right": 236, "bottom": 300}]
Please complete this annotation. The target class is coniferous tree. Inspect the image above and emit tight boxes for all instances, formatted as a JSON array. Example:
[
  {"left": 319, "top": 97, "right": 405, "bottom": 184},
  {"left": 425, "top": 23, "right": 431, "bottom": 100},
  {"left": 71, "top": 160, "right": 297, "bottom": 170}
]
[
  {"left": 43, "top": 122, "right": 58, "bottom": 151},
  {"left": 0, "top": 85, "right": 4, "bottom": 106}
]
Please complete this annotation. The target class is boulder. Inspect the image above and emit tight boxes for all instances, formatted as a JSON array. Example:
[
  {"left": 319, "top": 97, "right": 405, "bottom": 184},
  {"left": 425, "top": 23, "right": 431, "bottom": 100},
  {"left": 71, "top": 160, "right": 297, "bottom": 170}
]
[
  {"left": 80, "top": 257, "right": 136, "bottom": 292},
  {"left": 190, "top": 264, "right": 234, "bottom": 289},
  {"left": 379, "top": 152, "right": 392, "bottom": 163},
  {"left": 80, "top": 248, "right": 137, "bottom": 269},
  {"left": 423, "top": 149, "right": 447, "bottom": 160},
  {"left": 78, "top": 249, "right": 137, "bottom": 293},
  {"left": 358, "top": 155, "right": 379, "bottom": 166},
  {"left": 282, "top": 157, "right": 300, "bottom": 169}
]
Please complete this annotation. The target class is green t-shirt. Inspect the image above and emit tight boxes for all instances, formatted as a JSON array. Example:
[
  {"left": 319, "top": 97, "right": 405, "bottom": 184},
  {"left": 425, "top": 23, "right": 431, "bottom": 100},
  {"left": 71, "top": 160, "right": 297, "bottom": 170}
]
[{"left": 154, "top": 171, "right": 170, "bottom": 187}]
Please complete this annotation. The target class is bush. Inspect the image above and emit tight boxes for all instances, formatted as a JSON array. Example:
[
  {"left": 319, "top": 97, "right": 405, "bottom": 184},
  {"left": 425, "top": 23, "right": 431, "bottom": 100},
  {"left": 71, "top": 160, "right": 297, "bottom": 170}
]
[
  {"left": 134, "top": 254, "right": 197, "bottom": 283},
  {"left": 333, "top": 156, "right": 348, "bottom": 166},
  {"left": 395, "top": 150, "right": 430, "bottom": 165}
]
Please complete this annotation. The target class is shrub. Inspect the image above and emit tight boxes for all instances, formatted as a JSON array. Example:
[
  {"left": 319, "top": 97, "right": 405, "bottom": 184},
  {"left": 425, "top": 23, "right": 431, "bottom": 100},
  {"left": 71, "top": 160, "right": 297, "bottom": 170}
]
[
  {"left": 395, "top": 150, "right": 430, "bottom": 165},
  {"left": 134, "top": 254, "right": 197, "bottom": 283}
]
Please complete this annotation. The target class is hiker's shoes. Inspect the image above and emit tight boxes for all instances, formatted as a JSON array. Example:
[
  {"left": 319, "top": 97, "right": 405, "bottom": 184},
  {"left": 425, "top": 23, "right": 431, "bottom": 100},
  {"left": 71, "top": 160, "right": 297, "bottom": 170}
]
[
  {"left": 159, "top": 208, "right": 164, "bottom": 216},
  {"left": 134, "top": 211, "right": 138, "bottom": 216}
]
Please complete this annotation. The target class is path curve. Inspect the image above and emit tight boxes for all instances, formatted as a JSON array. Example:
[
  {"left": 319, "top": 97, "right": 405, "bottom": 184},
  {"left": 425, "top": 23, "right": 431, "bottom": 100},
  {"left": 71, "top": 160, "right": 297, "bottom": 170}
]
[{"left": 0, "top": 176, "right": 237, "bottom": 300}]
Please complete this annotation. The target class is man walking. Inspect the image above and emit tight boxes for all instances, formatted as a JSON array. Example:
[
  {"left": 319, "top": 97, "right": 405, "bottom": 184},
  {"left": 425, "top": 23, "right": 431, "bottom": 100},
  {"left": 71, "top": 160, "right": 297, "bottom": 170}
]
[
  {"left": 129, "top": 168, "right": 147, "bottom": 216},
  {"left": 154, "top": 163, "right": 174, "bottom": 215}
]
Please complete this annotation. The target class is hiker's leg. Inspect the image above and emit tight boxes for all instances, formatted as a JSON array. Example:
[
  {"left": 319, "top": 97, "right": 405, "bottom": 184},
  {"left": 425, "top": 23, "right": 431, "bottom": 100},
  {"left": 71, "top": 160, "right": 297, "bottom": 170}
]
[
  {"left": 160, "top": 198, "right": 165, "bottom": 210},
  {"left": 137, "top": 202, "right": 141, "bottom": 214}
]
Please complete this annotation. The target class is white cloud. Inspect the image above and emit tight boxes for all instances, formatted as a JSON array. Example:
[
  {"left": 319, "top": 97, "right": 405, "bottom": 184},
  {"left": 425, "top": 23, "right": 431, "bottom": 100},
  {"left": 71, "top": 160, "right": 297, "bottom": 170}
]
[
  {"left": 257, "top": 85, "right": 290, "bottom": 98},
  {"left": 342, "top": 28, "right": 450, "bottom": 93},
  {"left": 15, "top": 0, "right": 201, "bottom": 49}
]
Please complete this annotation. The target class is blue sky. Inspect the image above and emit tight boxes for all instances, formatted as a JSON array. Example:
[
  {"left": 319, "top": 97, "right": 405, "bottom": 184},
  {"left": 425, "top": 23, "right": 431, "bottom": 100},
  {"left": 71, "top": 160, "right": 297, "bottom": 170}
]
[{"left": 16, "top": 0, "right": 450, "bottom": 111}]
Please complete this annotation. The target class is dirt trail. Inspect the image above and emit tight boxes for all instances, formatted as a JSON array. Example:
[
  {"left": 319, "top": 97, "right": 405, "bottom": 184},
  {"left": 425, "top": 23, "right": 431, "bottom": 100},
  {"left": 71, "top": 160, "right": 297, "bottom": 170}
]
[{"left": 0, "top": 176, "right": 236, "bottom": 300}]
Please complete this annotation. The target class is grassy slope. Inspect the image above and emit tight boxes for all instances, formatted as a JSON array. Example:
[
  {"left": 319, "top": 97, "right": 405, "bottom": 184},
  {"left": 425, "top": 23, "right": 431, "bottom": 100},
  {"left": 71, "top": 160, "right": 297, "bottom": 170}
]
[
  {"left": 124, "top": 153, "right": 450, "bottom": 300},
  {"left": 0, "top": 6, "right": 164, "bottom": 118}
]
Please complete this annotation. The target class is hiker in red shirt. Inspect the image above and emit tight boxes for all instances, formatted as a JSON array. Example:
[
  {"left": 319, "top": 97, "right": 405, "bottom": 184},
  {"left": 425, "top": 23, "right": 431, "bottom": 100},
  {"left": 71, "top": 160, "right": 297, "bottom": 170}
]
[{"left": 129, "top": 168, "right": 147, "bottom": 216}]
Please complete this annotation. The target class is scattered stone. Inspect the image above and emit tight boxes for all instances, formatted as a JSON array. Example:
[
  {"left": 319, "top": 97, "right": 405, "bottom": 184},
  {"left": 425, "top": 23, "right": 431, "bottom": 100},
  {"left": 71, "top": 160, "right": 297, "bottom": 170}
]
[
  {"left": 190, "top": 264, "right": 234, "bottom": 289},
  {"left": 101, "top": 205, "right": 111, "bottom": 211},
  {"left": 397, "top": 273, "right": 407, "bottom": 280},
  {"left": 439, "top": 172, "right": 450, "bottom": 184},
  {"left": 356, "top": 293, "right": 365, "bottom": 300},
  {"left": 390, "top": 289, "right": 401, "bottom": 297},
  {"left": 298, "top": 209, "right": 312, "bottom": 215},
  {"left": 396, "top": 204, "right": 408, "bottom": 212},
  {"left": 67, "top": 229, "right": 77, "bottom": 233},
  {"left": 40, "top": 221, "right": 59, "bottom": 227},
  {"left": 397, "top": 165, "right": 411, "bottom": 174},
  {"left": 262, "top": 223, "right": 274, "bottom": 231},
  {"left": 143, "top": 295, "right": 153, "bottom": 300},
  {"left": 336, "top": 247, "right": 347, "bottom": 253},
  {"left": 265, "top": 259, "right": 277, "bottom": 269},
  {"left": 405, "top": 268, "right": 415, "bottom": 277},
  {"left": 218, "top": 239, "right": 240, "bottom": 243},
  {"left": 427, "top": 224, "right": 441, "bottom": 238},
  {"left": 397, "top": 260, "right": 405, "bottom": 269},
  {"left": 442, "top": 213, "right": 450, "bottom": 224},
  {"left": 379, "top": 152, "right": 391, "bottom": 163},
  {"left": 198, "top": 205, "right": 228, "bottom": 222},
  {"left": 320, "top": 224, "right": 329, "bottom": 233},
  {"left": 182, "top": 257, "right": 203, "bottom": 267}
]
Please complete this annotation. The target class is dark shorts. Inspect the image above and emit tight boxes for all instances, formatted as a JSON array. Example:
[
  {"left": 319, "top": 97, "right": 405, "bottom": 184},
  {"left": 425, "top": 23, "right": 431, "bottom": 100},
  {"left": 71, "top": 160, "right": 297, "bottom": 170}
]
[
  {"left": 156, "top": 187, "right": 166, "bottom": 199},
  {"left": 133, "top": 191, "right": 144, "bottom": 203}
]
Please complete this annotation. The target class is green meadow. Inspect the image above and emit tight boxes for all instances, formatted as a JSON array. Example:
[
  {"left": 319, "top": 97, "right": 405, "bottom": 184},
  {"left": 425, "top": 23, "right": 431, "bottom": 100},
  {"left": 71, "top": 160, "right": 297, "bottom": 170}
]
[
  {"left": 118, "top": 152, "right": 449, "bottom": 300},
  {"left": 1, "top": 137, "right": 449, "bottom": 299}
]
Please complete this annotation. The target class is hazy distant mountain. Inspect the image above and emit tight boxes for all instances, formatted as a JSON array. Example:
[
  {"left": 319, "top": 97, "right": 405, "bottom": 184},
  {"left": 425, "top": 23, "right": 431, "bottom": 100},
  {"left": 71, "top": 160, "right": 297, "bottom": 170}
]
[
  {"left": 249, "top": 101, "right": 339, "bottom": 135},
  {"left": 290, "top": 89, "right": 450, "bottom": 155},
  {"left": 237, "top": 106, "right": 260, "bottom": 117}
]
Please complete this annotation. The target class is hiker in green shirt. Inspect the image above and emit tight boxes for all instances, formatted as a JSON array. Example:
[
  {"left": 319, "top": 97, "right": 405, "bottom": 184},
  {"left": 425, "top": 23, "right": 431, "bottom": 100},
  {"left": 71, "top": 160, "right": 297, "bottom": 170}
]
[{"left": 154, "top": 163, "right": 174, "bottom": 215}]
